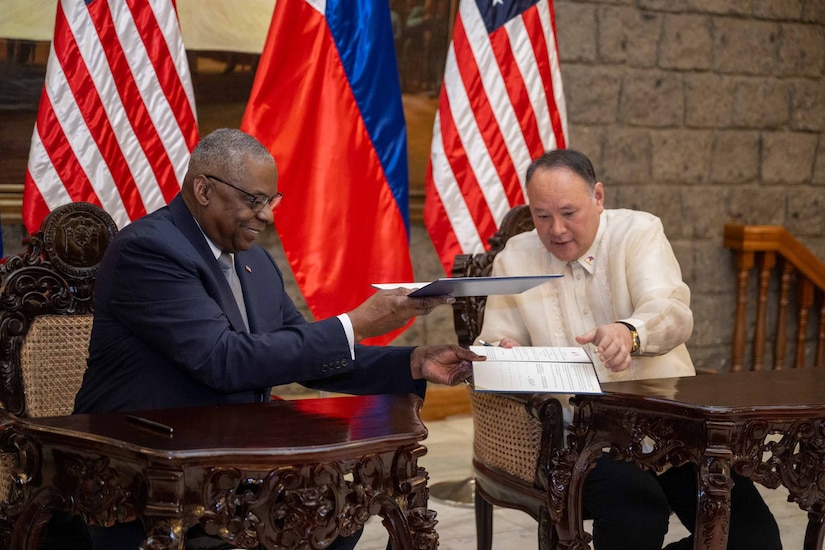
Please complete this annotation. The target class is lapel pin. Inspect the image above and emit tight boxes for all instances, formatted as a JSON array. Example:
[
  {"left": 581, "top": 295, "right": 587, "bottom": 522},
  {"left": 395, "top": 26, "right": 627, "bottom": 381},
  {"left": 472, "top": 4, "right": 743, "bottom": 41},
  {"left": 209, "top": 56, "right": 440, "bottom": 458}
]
[{"left": 245, "top": 265, "right": 252, "bottom": 273}]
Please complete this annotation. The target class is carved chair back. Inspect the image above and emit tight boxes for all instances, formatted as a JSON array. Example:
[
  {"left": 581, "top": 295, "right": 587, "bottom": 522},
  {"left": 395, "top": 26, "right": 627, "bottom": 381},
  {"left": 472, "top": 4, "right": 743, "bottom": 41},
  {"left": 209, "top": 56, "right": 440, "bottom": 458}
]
[
  {"left": 451, "top": 204, "right": 563, "bottom": 550},
  {"left": 0, "top": 203, "right": 117, "bottom": 499}
]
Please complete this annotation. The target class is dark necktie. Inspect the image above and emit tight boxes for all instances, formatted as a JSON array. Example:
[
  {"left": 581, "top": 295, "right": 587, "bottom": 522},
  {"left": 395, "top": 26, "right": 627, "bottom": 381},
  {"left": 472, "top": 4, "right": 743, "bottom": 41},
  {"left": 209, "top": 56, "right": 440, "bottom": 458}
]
[{"left": 218, "top": 252, "right": 249, "bottom": 331}]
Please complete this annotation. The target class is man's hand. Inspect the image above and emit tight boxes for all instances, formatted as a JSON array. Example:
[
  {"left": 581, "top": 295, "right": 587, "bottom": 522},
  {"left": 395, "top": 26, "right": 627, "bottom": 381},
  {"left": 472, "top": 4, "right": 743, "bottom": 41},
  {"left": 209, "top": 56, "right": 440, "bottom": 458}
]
[
  {"left": 498, "top": 337, "right": 522, "bottom": 348},
  {"left": 347, "top": 289, "right": 455, "bottom": 342},
  {"left": 576, "top": 323, "right": 633, "bottom": 372},
  {"left": 410, "top": 345, "right": 483, "bottom": 386}
]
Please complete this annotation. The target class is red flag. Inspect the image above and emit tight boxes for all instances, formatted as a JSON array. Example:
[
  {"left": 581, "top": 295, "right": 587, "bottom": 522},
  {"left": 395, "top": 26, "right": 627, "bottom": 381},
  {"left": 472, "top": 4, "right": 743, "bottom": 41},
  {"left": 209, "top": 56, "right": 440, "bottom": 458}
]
[
  {"left": 23, "top": 0, "right": 198, "bottom": 233},
  {"left": 425, "top": 0, "right": 568, "bottom": 273},
  {"left": 242, "top": 0, "right": 413, "bottom": 344}
]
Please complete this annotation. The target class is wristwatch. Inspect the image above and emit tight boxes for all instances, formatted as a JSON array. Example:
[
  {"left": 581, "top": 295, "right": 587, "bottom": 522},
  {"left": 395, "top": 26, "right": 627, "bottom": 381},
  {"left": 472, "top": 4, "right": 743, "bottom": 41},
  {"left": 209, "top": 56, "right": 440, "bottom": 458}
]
[{"left": 616, "top": 321, "right": 640, "bottom": 355}]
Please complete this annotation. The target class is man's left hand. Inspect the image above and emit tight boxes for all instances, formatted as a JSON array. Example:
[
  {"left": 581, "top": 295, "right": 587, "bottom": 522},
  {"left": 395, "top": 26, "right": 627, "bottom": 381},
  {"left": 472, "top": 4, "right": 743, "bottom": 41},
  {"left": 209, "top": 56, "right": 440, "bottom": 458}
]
[{"left": 410, "top": 345, "right": 483, "bottom": 385}]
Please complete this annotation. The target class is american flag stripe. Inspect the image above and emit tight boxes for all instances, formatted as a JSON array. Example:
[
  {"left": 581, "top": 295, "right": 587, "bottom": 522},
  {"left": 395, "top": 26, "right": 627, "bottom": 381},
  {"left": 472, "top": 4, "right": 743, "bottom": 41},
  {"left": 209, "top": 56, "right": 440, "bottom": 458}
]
[
  {"left": 91, "top": 1, "right": 182, "bottom": 205},
  {"left": 23, "top": 0, "right": 197, "bottom": 234},
  {"left": 51, "top": 9, "right": 145, "bottom": 220},
  {"left": 532, "top": 1, "right": 566, "bottom": 149},
  {"left": 452, "top": 16, "right": 524, "bottom": 210},
  {"left": 42, "top": 46, "right": 133, "bottom": 217},
  {"left": 436, "top": 85, "right": 497, "bottom": 244},
  {"left": 425, "top": 0, "right": 568, "bottom": 273},
  {"left": 461, "top": 2, "right": 534, "bottom": 188},
  {"left": 427, "top": 113, "right": 485, "bottom": 255}
]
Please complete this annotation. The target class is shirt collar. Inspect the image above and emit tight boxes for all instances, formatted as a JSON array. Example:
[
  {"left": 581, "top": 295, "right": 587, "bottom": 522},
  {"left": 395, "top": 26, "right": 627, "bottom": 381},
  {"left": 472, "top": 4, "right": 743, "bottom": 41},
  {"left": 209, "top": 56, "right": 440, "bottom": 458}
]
[
  {"left": 193, "top": 217, "right": 227, "bottom": 262},
  {"left": 572, "top": 211, "right": 606, "bottom": 274}
]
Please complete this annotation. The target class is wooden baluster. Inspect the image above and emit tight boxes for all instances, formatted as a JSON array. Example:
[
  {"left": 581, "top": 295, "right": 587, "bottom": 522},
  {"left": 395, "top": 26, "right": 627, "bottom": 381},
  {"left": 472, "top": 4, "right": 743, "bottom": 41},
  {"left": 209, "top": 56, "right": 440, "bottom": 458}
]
[
  {"left": 796, "top": 279, "right": 814, "bottom": 368},
  {"left": 817, "top": 298, "right": 825, "bottom": 368},
  {"left": 732, "top": 251, "right": 754, "bottom": 373},
  {"left": 752, "top": 252, "right": 775, "bottom": 370},
  {"left": 773, "top": 260, "right": 793, "bottom": 370}
]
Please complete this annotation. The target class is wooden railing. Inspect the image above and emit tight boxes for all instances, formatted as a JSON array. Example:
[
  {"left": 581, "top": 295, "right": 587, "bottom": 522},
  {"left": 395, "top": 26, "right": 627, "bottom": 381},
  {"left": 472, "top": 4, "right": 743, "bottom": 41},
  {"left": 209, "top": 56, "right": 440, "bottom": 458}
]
[{"left": 724, "top": 225, "right": 825, "bottom": 372}]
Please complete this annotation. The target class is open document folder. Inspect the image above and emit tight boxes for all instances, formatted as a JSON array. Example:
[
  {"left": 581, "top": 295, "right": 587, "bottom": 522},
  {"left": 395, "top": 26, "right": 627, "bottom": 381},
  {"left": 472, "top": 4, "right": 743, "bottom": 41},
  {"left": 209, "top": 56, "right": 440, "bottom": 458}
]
[
  {"left": 372, "top": 275, "right": 561, "bottom": 297},
  {"left": 469, "top": 346, "right": 602, "bottom": 394}
]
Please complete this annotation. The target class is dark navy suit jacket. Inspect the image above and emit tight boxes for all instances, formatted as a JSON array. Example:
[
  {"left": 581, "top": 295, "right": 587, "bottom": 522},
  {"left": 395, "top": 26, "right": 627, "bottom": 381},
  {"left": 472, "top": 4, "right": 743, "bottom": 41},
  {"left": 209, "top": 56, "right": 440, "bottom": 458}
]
[{"left": 74, "top": 195, "right": 420, "bottom": 413}]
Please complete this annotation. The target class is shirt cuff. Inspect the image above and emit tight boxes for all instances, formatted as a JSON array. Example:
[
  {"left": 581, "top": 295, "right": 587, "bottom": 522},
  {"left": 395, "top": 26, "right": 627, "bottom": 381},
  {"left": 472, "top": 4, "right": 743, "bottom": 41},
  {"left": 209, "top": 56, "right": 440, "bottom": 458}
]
[{"left": 336, "top": 313, "right": 356, "bottom": 360}]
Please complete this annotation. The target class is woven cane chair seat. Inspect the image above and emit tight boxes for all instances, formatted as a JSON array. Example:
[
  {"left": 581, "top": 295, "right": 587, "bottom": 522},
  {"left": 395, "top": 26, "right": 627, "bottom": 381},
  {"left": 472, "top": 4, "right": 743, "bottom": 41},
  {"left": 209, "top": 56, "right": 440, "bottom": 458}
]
[{"left": 451, "top": 204, "right": 564, "bottom": 550}]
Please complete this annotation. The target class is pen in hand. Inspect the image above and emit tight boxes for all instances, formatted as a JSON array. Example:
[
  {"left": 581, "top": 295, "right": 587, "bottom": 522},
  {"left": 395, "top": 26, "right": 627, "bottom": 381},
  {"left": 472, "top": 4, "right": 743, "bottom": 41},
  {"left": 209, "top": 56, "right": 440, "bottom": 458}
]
[{"left": 478, "top": 339, "right": 495, "bottom": 347}]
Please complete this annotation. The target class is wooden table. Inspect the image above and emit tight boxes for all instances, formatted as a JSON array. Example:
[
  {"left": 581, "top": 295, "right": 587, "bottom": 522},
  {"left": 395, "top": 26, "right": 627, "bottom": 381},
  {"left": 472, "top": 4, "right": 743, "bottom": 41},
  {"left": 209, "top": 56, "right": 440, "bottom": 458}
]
[
  {"left": 0, "top": 394, "right": 437, "bottom": 549},
  {"left": 548, "top": 368, "right": 825, "bottom": 550}
]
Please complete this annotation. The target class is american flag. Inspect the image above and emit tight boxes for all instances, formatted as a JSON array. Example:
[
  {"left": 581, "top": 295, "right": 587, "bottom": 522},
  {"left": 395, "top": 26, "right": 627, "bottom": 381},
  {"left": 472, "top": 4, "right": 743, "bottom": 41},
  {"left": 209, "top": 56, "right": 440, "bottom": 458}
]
[
  {"left": 424, "top": 0, "right": 567, "bottom": 272},
  {"left": 23, "top": 0, "right": 198, "bottom": 234}
]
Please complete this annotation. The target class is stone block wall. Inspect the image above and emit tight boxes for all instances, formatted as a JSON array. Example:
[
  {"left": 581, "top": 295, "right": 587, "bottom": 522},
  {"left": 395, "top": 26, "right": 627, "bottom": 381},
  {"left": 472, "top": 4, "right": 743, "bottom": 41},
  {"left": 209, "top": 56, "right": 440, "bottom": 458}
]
[{"left": 538, "top": 0, "right": 824, "bottom": 371}]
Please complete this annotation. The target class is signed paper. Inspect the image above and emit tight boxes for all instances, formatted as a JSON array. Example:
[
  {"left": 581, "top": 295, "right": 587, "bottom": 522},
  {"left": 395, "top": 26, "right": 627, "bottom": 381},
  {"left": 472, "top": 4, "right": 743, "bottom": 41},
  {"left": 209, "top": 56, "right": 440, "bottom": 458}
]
[{"left": 469, "top": 346, "right": 602, "bottom": 394}]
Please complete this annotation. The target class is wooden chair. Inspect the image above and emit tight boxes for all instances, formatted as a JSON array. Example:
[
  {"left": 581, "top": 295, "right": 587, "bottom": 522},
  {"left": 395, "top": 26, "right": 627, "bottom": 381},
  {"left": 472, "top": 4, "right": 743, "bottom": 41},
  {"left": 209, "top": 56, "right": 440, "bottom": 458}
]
[
  {"left": 0, "top": 202, "right": 117, "bottom": 538},
  {"left": 451, "top": 205, "right": 564, "bottom": 550}
]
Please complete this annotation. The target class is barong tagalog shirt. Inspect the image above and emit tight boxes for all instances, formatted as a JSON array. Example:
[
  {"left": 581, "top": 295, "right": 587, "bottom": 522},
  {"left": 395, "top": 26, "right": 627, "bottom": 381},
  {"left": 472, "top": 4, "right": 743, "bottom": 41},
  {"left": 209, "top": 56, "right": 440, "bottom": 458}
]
[{"left": 478, "top": 208, "right": 696, "bottom": 395}]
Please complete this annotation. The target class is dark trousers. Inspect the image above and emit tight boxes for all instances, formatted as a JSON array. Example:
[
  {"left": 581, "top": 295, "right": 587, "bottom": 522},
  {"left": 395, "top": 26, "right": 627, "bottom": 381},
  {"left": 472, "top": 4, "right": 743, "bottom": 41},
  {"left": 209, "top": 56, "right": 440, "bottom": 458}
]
[{"left": 582, "top": 454, "right": 782, "bottom": 550}]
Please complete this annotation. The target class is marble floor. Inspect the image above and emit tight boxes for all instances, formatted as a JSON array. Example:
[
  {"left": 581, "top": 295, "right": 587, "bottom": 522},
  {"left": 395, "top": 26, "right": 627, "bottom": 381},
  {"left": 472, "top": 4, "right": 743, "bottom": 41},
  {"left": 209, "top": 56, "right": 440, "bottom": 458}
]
[{"left": 357, "top": 414, "right": 809, "bottom": 550}]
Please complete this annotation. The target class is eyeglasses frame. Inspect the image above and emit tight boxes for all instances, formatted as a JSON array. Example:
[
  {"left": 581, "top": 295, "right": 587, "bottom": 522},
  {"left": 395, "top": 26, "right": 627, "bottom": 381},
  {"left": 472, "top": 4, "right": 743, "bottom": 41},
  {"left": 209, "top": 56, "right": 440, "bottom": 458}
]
[{"left": 202, "top": 174, "right": 283, "bottom": 212}]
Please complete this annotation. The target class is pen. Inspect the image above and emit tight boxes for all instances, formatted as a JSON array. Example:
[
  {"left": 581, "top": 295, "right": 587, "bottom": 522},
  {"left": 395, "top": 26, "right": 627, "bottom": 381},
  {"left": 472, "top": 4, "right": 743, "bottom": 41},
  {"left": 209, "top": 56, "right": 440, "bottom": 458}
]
[
  {"left": 478, "top": 339, "right": 494, "bottom": 347},
  {"left": 125, "top": 414, "right": 174, "bottom": 436}
]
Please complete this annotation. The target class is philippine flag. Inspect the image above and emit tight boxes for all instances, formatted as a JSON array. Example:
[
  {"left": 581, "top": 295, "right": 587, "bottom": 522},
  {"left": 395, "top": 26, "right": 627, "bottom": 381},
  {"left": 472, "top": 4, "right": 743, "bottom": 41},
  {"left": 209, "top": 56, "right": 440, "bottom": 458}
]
[{"left": 242, "top": 0, "right": 413, "bottom": 344}]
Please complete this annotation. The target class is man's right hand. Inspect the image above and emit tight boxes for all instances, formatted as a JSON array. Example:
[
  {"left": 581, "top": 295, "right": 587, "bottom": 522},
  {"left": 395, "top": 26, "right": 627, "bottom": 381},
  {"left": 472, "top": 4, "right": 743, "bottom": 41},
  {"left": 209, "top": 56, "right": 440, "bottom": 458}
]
[{"left": 347, "top": 288, "right": 455, "bottom": 341}]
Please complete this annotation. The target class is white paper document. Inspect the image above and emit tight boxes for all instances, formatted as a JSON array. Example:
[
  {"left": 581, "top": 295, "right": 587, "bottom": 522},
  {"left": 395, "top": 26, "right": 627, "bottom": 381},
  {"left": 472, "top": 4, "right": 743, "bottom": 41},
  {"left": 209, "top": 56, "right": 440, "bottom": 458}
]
[{"left": 469, "top": 346, "right": 602, "bottom": 394}]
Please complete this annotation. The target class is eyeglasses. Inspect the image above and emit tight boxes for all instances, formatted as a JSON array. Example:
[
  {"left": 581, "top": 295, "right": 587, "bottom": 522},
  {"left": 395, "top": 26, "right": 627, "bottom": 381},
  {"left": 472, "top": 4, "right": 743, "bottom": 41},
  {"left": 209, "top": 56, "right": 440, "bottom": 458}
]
[{"left": 202, "top": 174, "right": 283, "bottom": 212}]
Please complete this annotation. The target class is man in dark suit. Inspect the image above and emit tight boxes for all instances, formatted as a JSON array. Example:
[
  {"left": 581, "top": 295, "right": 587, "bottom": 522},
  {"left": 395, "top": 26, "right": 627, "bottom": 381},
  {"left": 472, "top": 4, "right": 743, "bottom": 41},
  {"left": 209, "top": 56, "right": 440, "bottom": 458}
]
[{"left": 72, "top": 128, "right": 480, "bottom": 549}]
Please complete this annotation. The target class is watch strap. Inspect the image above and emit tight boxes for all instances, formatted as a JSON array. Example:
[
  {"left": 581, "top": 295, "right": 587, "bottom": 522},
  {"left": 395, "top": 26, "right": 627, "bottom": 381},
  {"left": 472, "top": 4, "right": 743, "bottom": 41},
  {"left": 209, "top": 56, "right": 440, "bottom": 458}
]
[{"left": 615, "top": 321, "right": 640, "bottom": 355}]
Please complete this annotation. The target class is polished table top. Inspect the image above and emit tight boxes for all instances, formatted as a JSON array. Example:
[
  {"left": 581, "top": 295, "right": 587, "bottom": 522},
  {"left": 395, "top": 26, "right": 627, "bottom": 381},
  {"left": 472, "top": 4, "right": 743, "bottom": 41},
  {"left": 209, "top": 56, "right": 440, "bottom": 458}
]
[
  {"left": 594, "top": 368, "right": 825, "bottom": 412},
  {"left": 11, "top": 393, "right": 427, "bottom": 459}
]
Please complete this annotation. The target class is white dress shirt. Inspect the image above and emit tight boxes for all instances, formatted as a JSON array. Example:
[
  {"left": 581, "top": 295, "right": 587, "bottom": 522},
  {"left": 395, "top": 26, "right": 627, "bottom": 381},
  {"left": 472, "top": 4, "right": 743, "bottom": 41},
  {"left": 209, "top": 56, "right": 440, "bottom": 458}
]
[{"left": 478, "top": 209, "right": 695, "bottom": 391}]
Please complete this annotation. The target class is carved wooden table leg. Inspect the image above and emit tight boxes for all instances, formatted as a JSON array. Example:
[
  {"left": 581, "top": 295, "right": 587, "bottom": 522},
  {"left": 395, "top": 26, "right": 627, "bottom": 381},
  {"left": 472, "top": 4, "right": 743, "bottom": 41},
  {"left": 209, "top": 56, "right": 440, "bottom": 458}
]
[
  {"left": 9, "top": 489, "right": 62, "bottom": 549},
  {"left": 804, "top": 510, "right": 825, "bottom": 550},
  {"left": 142, "top": 517, "right": 185, "bottom": 550},
  {"left": 141, "top": 467, "right": 186, "bottom": 550},
  {"left": 548, "top": 417, "right": 601, "bottom": 550},
  {"left": 694, "top": 420, "right": 736, "bottom": 550},
  {"left": 391, "top": 444, "right": 438, "bottom": 550},
  {"left": 696, "top": 455, "right": 733, "bottom": 550}
]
